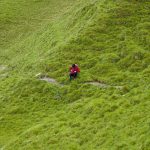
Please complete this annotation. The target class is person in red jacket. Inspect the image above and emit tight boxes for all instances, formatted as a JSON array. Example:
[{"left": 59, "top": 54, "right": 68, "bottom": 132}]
[{"left": 69, "top": 64, "right": 80, "bottom": 80}]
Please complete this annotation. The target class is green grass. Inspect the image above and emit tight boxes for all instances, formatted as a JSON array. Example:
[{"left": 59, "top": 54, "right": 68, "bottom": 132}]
[
  {"left": 0, "top": 0, "right": 150, "bottom": 149},
  {"left": 0, "top": 0, "right": 78, "bottom": 49}
]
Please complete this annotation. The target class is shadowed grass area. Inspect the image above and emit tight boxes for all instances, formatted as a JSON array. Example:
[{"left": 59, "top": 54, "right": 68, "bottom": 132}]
[{"left": 0, "top": 0, "right": 150, "bottom": 149}]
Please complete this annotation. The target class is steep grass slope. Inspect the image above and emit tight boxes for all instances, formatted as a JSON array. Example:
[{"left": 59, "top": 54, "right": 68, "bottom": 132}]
[{"left": 0, "top": 0, "right": 150, "bottom": 149}]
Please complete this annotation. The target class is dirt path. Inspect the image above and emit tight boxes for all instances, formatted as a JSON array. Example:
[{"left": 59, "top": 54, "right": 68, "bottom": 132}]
[
  {"left": 0, "top": 65, "right": 8, "bottom": 78},
  {"left": 0, "top": 65, "right": 7, "bottom": 71},
  {"left": 39, "top": 76, "right": 64, "bottom": 87},
  {"left": 85, "top": 81, "right": 123, "bottom": 89},
  {"left": 38, "top": 74, "right": 123, "bottom": 89}
]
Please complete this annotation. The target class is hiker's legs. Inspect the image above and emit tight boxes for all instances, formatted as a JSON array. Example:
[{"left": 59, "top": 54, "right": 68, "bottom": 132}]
[
  {"left": 70, "top": 73, "right": 74, "bottom": 80},
  {"left": 73, "top": 72, "right": 78, "bottom": 78},
  {"left": 70, "top": 73, "right": 78, "bottom": 80}
]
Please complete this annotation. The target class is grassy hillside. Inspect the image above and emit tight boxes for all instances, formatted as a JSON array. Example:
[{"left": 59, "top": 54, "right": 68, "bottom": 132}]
[
  {"left": 0, "top": 0, "right": 150, "bottom": 149},
  {"left": 0, "top": 0, "right": 78, "bottom": 49}
]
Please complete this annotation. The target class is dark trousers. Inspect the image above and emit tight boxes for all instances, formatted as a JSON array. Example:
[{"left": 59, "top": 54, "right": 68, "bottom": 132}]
[{"left": 70, "top": 72, "right": 78, "bottom": 80}]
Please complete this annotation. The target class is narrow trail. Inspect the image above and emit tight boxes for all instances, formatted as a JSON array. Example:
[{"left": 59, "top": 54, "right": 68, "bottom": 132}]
[
  {"left": 39, "top": 77, "right": 64, "bottom": 87},
  {"left": 85, "top": 81, "right": 123, "bottom": 89},
  {"left": 0, "top": 65, "right": 8, "bottom": 78},
  {"left": 0, "top": 65, "right": 7, "bottom": 71},
  {"left": 36, "top": 73, "right": 64, "bottom": 87},
  {"left": 37, "top": 74, "right": 123, "bottom": 89}
]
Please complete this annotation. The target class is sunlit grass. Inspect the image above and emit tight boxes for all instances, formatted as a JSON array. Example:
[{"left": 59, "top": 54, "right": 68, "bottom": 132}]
[{"left": 0, "top": 0, "right": 150, "bottom": 149}]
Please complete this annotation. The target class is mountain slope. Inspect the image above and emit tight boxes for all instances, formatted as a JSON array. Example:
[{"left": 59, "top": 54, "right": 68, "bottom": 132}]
[{"left": 0, "top": 0, "right": 150, "bottom": 149}]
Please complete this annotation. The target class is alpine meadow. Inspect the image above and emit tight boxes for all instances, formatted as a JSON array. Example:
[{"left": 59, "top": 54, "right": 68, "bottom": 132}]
[{"left": 0, "top": 0, "right": 150, "bottom": 149}]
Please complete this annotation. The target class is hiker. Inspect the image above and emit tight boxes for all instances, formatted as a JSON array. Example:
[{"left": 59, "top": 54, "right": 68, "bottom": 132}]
[{"left": 69, "top": 64, "right": 80, "bottom": 80}]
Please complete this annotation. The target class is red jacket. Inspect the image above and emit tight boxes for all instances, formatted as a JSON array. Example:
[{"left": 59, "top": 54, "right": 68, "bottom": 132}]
[{"left": 69, "top": 65, "right": 80, "bottom": 74}]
